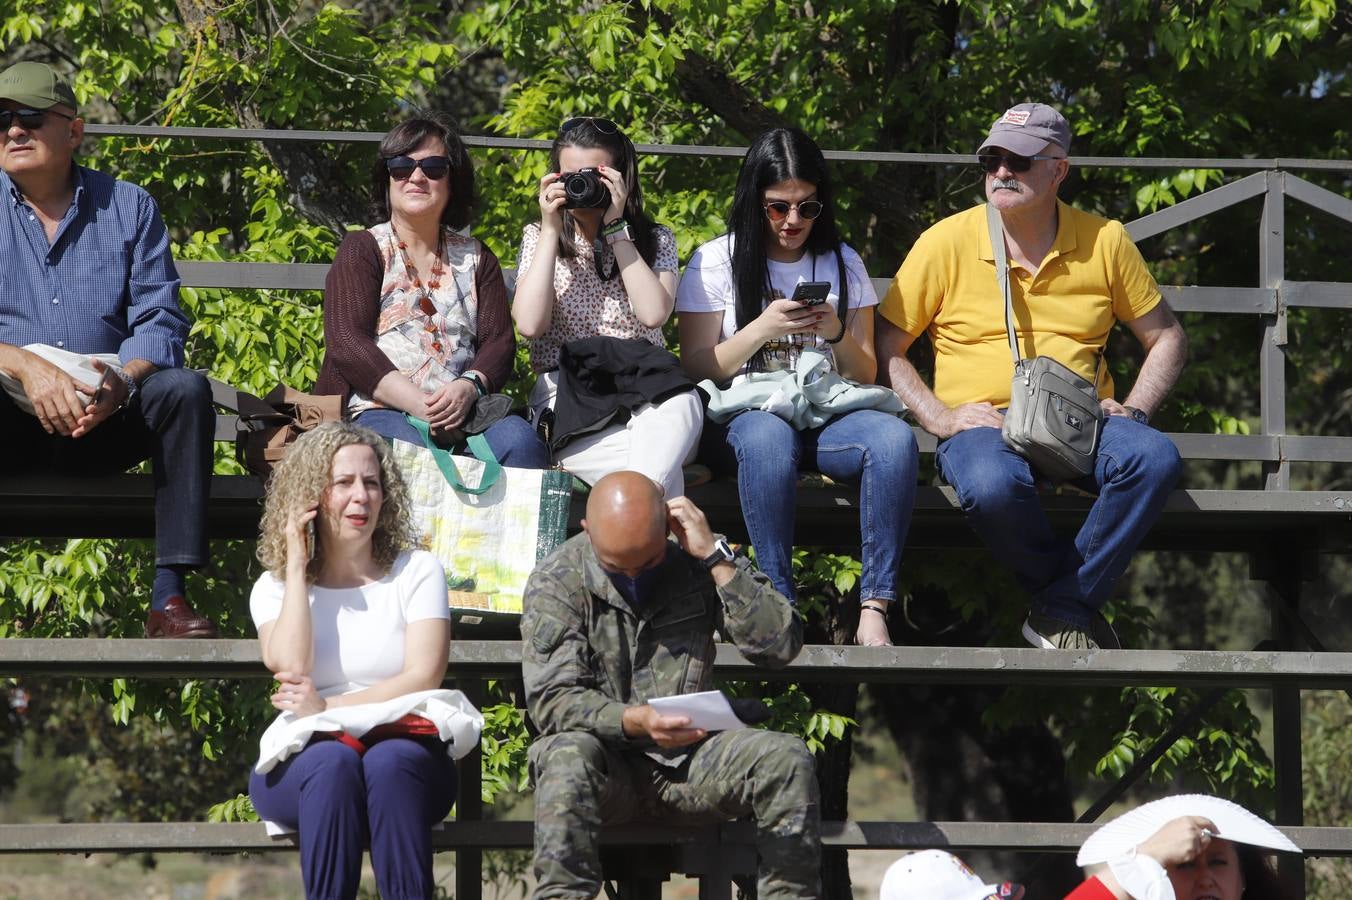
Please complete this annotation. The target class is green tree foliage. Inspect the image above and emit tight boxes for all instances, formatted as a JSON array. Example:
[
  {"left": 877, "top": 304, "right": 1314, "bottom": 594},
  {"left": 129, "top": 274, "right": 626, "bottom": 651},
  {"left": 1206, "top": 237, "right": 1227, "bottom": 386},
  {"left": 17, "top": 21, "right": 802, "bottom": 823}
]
[{"left": 1, "top": 4, "right": 1349, "bottom": 876}]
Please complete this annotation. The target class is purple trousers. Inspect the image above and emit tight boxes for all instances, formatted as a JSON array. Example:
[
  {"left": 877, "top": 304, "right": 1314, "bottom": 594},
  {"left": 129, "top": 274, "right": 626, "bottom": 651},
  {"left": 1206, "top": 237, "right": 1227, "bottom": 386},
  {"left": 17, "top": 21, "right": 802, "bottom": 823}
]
[{"left": 249, "top": 737, "right": 457, "bottom": 900}]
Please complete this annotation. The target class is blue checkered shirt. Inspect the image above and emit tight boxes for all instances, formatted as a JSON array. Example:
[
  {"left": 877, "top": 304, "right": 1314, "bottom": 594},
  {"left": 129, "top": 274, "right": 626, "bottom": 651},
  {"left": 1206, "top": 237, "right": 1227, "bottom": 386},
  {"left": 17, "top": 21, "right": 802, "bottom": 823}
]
[{"left": 0, "top": 165, "right": 187, "bottom": 368}]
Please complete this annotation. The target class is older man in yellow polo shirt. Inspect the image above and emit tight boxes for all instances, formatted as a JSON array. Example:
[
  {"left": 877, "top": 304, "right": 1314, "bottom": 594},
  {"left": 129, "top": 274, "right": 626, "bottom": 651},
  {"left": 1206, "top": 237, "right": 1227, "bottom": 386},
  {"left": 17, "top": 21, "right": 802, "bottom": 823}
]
[{"left": 877, "top": 102, "right": 1188, "bottom": 650}]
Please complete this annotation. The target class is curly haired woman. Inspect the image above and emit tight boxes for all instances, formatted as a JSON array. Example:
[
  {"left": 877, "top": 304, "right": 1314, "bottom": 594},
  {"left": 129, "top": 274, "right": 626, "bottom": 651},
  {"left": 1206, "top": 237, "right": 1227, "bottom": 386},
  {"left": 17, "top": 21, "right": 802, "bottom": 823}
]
[{"left": 248, "top": 422, "right": 471, "bottom": 899}]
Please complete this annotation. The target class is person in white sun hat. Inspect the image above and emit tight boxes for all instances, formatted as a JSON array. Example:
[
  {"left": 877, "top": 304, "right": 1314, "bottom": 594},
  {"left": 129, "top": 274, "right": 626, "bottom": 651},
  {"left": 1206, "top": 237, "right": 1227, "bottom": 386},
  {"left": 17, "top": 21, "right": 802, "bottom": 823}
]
[
  {"left": 879, "top": 849, "right": 1024, "bottom": 900},
  {"left": 881, "top": 794, "right": 1298, "bottom": 900},
  {"left": 1070, "top": 793, "right": 1300, "bottom": 900}
]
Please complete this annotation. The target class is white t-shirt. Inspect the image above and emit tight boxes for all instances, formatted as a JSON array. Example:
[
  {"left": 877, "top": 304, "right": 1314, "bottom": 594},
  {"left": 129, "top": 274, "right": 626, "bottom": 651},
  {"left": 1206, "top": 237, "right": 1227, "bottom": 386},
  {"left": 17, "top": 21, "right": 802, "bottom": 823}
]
[
  {"left": 249, "top": 550, "right": 449, "bottom": 698},
  {"left": 675, "top": 235, "right": 877, "bottom": 379}
]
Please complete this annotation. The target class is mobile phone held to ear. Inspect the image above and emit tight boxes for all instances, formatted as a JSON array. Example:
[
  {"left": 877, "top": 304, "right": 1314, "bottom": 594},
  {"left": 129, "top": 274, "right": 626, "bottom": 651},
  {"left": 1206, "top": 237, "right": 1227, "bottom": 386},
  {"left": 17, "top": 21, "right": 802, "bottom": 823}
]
[
  {"left": 306, "top": 520, "right": 316, "bottom": 562},
  {"left": 791, "top": 281, "right": 832, "bottom": 306}
]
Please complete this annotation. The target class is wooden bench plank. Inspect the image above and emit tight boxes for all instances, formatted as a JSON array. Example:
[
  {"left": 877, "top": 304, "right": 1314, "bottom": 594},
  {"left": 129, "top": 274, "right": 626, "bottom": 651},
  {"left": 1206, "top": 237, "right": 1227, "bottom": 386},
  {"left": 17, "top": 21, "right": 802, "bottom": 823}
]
[
  {"left": 1, "top": 475, "right": 1349, "bottom": 550},
  {"left": 3, "top": 820, "right": 1346, "bottom": 855},
  {"left": 4, "top": 639, "right": 1352, "bottom": 690}
]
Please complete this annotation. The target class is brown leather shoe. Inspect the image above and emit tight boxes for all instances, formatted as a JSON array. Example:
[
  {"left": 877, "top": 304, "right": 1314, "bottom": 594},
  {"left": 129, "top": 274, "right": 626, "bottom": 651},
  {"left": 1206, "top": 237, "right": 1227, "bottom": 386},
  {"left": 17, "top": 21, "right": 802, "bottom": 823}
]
[{"left": 145, "top": 596, "right": 219, "bottom": 639}]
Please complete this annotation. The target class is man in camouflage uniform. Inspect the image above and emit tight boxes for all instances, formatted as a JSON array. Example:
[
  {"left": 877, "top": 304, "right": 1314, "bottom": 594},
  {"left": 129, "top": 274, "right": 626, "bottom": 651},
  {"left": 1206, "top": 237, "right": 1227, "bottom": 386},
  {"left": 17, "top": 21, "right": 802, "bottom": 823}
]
[{"left": 522, "top": 470, "right": 820, "bottom": 899}]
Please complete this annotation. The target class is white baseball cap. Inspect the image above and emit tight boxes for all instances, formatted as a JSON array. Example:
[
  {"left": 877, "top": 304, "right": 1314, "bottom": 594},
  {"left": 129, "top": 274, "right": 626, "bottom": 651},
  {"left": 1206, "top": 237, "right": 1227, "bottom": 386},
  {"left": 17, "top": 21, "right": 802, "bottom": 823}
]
[{"left": 879, "top": 850, "right": 1023, "bottom": 900}]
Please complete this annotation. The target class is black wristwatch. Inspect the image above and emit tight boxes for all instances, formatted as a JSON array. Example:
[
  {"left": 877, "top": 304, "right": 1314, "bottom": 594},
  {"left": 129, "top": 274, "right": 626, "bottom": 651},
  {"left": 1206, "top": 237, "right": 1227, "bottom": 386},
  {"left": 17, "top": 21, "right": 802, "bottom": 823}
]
[
  {"left": 701, "top": 536, "right": 736, "bottom": 570},
  {"left": 1124, "top": 405, "right": 1150, "bottom": 426}
]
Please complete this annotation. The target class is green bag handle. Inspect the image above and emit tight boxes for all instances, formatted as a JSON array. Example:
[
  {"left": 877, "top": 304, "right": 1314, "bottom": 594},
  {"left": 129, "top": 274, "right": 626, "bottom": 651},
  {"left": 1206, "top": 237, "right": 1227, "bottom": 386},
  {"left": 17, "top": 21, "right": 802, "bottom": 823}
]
[{"left": 404, "top": 414, "right": 503, "bottom": 496}]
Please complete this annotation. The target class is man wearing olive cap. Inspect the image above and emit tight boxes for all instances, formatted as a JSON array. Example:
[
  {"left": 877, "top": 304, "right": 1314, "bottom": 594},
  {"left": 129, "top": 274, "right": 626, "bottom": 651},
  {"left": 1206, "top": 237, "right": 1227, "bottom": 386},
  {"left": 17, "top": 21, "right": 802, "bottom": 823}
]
[
  {"left": 0, "top": 61, "right": 216, "bottom": 638},
  {"left": 877, "top": 102, "right": 1188, "bottom": 650}
]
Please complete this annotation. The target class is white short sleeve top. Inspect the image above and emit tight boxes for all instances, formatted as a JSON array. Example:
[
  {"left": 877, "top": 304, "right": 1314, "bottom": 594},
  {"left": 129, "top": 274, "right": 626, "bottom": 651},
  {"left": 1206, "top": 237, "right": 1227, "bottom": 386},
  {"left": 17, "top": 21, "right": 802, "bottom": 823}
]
[{"left": 249, "top": 549, "right": 449, "bottom": 698}]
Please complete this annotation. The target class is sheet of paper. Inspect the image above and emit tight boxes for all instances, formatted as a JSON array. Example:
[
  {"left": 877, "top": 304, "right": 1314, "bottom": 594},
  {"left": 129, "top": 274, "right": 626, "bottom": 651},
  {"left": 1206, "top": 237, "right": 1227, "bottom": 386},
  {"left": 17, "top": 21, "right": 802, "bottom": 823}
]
[{"left": 648, "top": 690, "right": 745, "bottom": 732}]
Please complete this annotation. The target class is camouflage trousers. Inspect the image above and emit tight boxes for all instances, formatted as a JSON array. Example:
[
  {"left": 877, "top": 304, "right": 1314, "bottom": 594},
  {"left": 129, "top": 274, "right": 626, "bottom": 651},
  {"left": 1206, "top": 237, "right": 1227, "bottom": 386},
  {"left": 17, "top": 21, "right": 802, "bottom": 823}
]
[{"left": 528, "top": 728, "right": 820, "bottom": 899}]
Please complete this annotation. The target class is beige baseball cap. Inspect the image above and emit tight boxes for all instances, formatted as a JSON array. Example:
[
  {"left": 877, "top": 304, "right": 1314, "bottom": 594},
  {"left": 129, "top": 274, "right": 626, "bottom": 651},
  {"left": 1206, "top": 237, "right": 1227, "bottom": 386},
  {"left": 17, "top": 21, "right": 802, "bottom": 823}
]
[{"left": 978, "top": 102, "right": 1069, "bottom": 156}]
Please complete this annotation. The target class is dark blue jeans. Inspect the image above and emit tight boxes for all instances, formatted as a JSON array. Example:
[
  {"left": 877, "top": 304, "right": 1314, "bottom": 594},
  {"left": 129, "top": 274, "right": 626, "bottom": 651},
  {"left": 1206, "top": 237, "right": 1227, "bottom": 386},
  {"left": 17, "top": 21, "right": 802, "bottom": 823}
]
[
  {"left": 703, "top": 409, "right": 918, "bottom": 604},
  {"left": 355, "top": 408, "right": 550, "bottom": 469},
  {"left": 249, "top": 738, "right": 457, "bottom": 900},
  {"left": 0, "top": 367, "right": 212, "bottom": 567},
  {"left": 935, "top": 417, "right": 1181, "bottom": 627}
]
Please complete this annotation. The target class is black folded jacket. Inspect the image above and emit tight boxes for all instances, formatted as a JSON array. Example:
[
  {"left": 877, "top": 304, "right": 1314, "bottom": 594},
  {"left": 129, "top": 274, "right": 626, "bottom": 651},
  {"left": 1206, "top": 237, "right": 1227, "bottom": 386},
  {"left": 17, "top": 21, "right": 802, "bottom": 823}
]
[{"left": 550, "top": 336, "right": 698, "bottom": 452}]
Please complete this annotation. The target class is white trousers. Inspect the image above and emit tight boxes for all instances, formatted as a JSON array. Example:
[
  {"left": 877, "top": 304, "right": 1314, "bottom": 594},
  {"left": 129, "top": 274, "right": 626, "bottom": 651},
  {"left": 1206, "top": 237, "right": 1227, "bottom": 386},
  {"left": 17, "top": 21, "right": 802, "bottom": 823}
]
[{"left": 529, "top": 372, "right": 703, "bottom": 499}]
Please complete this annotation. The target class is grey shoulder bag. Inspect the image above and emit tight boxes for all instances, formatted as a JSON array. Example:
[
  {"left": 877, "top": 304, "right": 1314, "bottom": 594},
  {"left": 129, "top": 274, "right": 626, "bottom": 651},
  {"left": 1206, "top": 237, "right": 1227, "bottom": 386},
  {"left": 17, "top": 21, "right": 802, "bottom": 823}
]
[{"left": 988, "top": 203, "right": 1104, "bottom": 482}]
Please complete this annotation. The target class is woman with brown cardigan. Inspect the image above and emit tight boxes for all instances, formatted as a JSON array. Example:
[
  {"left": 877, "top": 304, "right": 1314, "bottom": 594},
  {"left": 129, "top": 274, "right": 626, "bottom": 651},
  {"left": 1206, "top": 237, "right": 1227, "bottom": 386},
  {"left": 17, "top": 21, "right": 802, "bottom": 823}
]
[{"left": 315, "top": 113, "right": 548, "bottom": 467}]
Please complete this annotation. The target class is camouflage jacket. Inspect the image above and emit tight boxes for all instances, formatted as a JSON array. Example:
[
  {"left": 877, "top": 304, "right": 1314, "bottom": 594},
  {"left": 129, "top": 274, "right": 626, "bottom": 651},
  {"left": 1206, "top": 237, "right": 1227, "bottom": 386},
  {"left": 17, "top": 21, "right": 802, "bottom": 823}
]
[{"left": 521, "top": 533, "right": 802, "bottom": 751}]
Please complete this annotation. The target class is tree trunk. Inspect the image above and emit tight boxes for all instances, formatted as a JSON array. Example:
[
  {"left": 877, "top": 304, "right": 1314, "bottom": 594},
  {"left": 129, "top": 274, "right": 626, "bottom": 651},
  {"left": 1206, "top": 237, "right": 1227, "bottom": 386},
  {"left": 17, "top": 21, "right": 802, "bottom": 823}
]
[{"left": 172, "top": 0, "right": 367, "bottom": 237}]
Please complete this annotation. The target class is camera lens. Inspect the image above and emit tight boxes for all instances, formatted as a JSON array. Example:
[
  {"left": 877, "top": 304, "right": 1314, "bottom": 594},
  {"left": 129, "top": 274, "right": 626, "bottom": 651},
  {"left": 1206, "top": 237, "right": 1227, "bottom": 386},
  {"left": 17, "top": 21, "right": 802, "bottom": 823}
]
[{"left": 562, "top": 168, "right": 611, "bottom": 209}]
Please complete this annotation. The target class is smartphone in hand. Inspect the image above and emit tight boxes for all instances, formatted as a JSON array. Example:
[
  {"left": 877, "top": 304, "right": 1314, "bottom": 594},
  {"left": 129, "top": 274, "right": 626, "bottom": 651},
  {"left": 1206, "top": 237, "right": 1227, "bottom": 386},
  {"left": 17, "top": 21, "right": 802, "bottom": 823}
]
[
  {"left": 791, "top": 281, "right": 831, "bottom": 306},
  {"left": 306, "top": 520, "right": 316, "bottom": 561}
]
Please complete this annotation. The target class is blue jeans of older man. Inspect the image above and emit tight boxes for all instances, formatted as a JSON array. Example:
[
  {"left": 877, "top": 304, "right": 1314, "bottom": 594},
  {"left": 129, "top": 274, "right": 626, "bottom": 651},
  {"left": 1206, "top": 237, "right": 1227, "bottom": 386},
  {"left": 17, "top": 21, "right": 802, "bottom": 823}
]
[{"left": 935, "top": 416, "right": 1181, "bottom": 628}]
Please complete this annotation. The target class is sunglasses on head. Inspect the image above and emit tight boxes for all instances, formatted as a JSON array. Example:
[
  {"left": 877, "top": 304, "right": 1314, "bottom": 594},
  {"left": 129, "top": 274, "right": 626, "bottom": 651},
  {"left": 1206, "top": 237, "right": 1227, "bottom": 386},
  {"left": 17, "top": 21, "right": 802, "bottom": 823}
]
[
  {"left": 385, "top": 155, "right": 451, "bottom": 181},
  {"left": 977, "top": 150, "right": 1063, "bottom": 174},
  {"left": 763, "top": 199, "right": 824, "bottom": 222},
  {"left": 560, "top": 116, "right": 620, "bottom": 136},
  {"left": 0, "top": 108, "right": 74, "bottom": 131}
]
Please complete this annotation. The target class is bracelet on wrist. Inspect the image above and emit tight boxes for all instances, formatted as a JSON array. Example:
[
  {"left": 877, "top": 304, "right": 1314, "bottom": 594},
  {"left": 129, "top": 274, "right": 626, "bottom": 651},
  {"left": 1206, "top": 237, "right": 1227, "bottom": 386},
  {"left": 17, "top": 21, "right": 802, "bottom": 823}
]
[
  {"left": 457, "top": 372, "right": 487, "bottom": 397},
  {"left": 602, "top": 218, "right": 629, "bottom": 235}
]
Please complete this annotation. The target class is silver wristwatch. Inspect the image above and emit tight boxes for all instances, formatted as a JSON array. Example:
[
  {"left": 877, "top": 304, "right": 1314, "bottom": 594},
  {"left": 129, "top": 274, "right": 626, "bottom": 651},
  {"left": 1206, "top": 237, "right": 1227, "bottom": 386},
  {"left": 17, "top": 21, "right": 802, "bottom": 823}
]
[
  {"left": 701, "top": 536, "right": 735, "bottom": 570},
  {"left": 117, "top": 369, "right": 139, "bottom": 408}
]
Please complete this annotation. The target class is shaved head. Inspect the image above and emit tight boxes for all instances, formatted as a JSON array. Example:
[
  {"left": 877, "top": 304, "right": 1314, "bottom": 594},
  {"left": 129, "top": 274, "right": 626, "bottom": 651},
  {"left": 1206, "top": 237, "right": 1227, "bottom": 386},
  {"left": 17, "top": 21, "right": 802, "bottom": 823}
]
[{"left": 583, "top": 472, "right": 668, "bottom": 576}]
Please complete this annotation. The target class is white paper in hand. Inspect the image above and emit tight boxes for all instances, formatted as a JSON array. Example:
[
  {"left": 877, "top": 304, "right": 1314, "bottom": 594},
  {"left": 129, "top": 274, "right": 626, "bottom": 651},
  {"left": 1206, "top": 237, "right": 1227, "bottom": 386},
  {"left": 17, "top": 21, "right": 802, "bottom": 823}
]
[
  {"left": 648, "top": 690, "right": 745, "bottom": 733},
  {"left": 0, "top": 345, "right": 121, "bottom": 416}
]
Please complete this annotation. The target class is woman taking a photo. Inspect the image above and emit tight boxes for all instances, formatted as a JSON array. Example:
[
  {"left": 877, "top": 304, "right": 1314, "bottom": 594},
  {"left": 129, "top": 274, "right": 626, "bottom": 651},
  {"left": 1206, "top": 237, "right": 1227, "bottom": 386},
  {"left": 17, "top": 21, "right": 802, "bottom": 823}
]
[
  {"left": 513, "top": 116, "right": 702, "bottom": 499},
  {"left": 248, "top": 422, "right": 477, "bottom": 899},
  {"left": 317, "top": 113, "right": 547, "bottom": 467},
  {"left": 676, "top": 127, "right": 918, "bottom": 646}
]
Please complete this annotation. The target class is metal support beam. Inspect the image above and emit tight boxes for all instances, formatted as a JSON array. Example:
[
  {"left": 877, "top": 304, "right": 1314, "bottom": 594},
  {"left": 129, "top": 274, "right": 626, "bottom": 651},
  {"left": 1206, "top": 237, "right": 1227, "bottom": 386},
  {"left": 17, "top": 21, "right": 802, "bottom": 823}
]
[
  {"left": 1265, "top": 542, "right": 1308, "bottom": 897},
  {"left": 1283, "top": 174, "right": 1352, "bottom": 224},
  {"left": 1260, "top": 172, "right": 1290, "bottom": 490},
  {"left": 455, "top": 679, "right": 486, "bottom": 900},
  {"left": 1125, "top": 172, "right": 1268, "bottom": 241}
]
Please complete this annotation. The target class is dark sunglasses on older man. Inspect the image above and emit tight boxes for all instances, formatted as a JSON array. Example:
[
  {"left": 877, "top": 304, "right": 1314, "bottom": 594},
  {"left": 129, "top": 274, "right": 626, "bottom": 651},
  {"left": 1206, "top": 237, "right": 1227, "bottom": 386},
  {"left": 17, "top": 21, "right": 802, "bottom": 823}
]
[
  {"left": 763, "top": 199, "right": 824, "bottom": 222},
  {"left": 0, "top": 108, "right": 74, "bottom": 131},
  {"left": 560, "top": 116, "right": 620, "bottom": 135},
  {"left": 977, "top": 150, "right": 1062, "bottom": 174},
  {"left": 385, "top": 155, "right": 451, "bottom": 181}
]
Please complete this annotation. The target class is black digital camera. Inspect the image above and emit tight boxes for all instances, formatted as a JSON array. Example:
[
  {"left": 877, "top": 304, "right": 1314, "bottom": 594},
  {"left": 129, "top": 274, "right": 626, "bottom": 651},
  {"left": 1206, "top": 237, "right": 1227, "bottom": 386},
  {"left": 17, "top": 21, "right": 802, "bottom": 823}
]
[{"left": 562, "top": 168, "right": 611, "bottom": 209}]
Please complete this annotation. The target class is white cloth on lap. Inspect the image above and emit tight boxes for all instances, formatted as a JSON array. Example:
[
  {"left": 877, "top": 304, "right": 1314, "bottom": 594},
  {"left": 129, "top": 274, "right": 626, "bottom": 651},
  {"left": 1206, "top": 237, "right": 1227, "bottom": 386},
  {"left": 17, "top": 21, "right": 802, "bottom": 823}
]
[
  {"left": 255, "top": 688, "right": 484, "bottom": 836},
  {"left": 254, "top": 688, "right": 484, "bottom": 774},
  {"left": 0, "top": 344, "right": 121, "bottom": 416}
]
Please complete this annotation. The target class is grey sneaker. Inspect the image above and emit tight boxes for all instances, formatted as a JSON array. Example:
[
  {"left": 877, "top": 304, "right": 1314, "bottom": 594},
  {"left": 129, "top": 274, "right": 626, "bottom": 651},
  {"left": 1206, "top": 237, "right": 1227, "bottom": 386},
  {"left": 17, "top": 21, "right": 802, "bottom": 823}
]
[{"left": 1022, "top": 611, "right": 1121, "bottom": 650}]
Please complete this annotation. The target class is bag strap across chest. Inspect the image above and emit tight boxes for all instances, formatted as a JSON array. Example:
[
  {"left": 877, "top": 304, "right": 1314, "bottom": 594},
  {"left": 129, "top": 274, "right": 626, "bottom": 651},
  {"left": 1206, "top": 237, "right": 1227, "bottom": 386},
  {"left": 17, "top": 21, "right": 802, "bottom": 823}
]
[{"left": 986, "top": 203, "right": 1103, "bottom": 388}]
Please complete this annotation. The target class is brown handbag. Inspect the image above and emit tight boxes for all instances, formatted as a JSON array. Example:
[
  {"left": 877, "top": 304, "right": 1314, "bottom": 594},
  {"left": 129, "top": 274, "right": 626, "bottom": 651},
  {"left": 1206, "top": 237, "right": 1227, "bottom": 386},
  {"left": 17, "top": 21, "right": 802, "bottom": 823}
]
[{"left": 234, "top": 384, "right": 343, "bottom": 477}]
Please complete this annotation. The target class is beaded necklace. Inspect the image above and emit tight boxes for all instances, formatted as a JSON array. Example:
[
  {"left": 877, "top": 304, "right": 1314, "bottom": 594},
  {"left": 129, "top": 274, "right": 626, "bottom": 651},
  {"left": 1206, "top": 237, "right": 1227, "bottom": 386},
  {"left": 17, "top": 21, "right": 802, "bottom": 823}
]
[{"left": 393, "top": 223, "right": 446, "bottom": 353}]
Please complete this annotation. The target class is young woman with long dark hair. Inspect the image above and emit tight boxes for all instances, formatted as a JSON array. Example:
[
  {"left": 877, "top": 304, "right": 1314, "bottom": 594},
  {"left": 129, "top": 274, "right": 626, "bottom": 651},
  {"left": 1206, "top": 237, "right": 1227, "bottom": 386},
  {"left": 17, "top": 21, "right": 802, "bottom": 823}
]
[
  {"left": 513, "top": 117, "right": 702, "bottom": 499},
  {"left": 676, "top": 127, "right": 918, "bottom": 646}
]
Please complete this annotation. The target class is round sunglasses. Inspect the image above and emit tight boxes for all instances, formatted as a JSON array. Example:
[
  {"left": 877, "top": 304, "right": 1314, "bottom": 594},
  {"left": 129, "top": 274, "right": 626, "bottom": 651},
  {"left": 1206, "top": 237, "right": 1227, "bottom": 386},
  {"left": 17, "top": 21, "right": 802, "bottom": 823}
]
[
  {"left": 560, "top": 116, "right": 619, "bottom": 135},
  {"left": 0, "top": 108, "right": 74, "bottom": 131},
  {"left": 977, "top": 150, "right": 1063, "bottom": 174},
  {"left": 763, "top": 199, "right": 824, "bottom": 222},
  {"left": 385, "top": 155, "right": 452, "bottom": 181}
]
